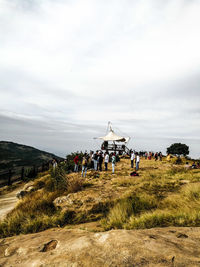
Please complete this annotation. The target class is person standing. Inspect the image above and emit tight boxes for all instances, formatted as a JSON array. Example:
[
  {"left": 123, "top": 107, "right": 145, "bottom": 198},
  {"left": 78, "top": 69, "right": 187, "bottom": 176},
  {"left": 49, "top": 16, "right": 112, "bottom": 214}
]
[
  {"left": 111, "top": 153, "right": 116, "bottom": 174},
  {"left": 135, "top": 153, "right": 140, "bottom": 171},
  {"left": 131, "top": 151, "right": 135, "bottom": 168},
  {"left": 148, "top": 152, "right": 152, "bottom": 160},
  {"left": 73, "top": 154, "right": 79, "bottom": 172},
  {"left": 52, "top": 159, "right": 58, "bottom": 169},
  {"left": 104, "top": 152, "right": 109, "bottom": 171},
  {"left": 90, "top": 151, "right": 94, "bottom": 169},
  {"left": 81, "top": 154, "right": 88, "bottom": 177},
  {"left": 93, "top": 151, "right": 98, "bottom": 171},
  {"left": 98, "top": 152, "right": 103, "bottom": 171}
]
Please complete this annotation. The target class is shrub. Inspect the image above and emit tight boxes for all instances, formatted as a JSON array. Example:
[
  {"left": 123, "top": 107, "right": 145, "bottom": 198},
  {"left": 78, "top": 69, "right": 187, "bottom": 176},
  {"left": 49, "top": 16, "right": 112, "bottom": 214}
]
[
  {"left": 50, "top": 166, "right": 68, "bottom": 191},
  {"left": 68, "top": 176, "right": 84, "bottom": 193}
]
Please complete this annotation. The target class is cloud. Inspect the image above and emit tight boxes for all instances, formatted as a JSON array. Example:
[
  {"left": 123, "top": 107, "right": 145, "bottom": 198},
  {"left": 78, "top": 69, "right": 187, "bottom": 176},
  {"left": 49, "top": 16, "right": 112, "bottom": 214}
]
[{"left": 0, "top": 0, "right": 200, "bottom": 158}]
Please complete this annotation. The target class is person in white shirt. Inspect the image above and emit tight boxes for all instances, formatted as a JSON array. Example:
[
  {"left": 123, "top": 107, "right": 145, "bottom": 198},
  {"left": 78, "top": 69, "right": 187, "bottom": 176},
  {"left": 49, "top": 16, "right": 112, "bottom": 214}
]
[
  {"left": 135, "top": 153, "right": 140, "bottom": 171},
  {"left": 111, "top": 153, "right": 116, "bottom": 174},
  {"left": 104, "top": 152, "right": 109, "bottom": 171},
  {"left": 131, "top": 151, "right": 135, "bottom": 168},
  {"left": 52, "top": 159, "right": 58, "bottom": 169}
]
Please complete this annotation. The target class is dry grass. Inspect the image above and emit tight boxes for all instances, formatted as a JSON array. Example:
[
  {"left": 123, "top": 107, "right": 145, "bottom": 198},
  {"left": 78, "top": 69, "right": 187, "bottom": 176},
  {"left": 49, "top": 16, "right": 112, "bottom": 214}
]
[
  {"left": 0, "top": 170, "right": 83, "bottom": 237},
  {"left": 101, "top": 157, "right": 200, "bottom": 230},
  {"left": 1, "top": 156, "right": 200, "bottom": 236}
]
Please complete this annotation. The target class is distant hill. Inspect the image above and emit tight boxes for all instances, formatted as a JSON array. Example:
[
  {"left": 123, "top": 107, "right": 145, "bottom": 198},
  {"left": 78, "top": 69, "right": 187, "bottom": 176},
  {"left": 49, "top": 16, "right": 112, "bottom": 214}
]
[{"left": 0, "top": 141, "right": 63, "bottom": 172}]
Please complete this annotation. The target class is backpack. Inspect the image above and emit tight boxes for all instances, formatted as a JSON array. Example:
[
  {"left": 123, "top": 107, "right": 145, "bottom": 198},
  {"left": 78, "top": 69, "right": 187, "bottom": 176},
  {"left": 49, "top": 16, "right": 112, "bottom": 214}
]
[
  {"left": 82, "top": 158, "right": 87, "bottom": 166},
  {"left": 130, "top": 171, "right": 139, "bottom": 176}
]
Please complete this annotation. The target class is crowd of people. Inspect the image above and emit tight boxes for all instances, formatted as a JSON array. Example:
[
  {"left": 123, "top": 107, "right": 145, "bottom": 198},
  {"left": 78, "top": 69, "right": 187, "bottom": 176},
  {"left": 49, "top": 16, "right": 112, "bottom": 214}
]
[
  {"left": 185, "top": 161, "right": 200, "bottom": 169},
  {"left": 51, "top": 150, "right": 200, "bottom": 179},
  {"left": 143, "top": 151, "right": 163, "bottom": 161},
  {"left": 72, "top": 150, "right": 144, "bottom": 177},
  {"left": 73, "top": 151, "right": 118, "bottom": 177}
]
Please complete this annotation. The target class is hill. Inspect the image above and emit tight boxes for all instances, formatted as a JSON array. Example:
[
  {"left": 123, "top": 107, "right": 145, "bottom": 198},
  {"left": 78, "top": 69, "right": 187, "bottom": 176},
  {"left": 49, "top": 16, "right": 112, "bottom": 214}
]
[
  {"left": 0, "top": 157, "right": 200, "bottom": 266},
  {"left": 0, "top": 141, "right": 63, "bottom": 172}
]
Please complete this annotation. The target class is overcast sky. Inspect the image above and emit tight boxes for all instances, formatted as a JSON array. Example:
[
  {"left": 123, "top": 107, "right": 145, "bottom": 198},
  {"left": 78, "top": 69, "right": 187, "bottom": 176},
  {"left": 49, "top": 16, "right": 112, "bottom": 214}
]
[{"left": 0, "top": 0, "right": 200, "bottom": 158}]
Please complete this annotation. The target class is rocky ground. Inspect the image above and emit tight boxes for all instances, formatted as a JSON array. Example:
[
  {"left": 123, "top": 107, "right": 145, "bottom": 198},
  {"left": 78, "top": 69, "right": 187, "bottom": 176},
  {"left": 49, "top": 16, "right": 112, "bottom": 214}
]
[{"left": 0, "top": 226, "right": 200, "bottom": 267}]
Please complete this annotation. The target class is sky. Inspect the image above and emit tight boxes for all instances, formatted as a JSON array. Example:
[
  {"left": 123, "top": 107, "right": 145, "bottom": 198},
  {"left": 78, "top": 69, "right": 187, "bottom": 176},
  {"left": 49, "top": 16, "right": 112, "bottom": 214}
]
[{"left": 0, "top": 0, "right": 200, "bottom": 158}]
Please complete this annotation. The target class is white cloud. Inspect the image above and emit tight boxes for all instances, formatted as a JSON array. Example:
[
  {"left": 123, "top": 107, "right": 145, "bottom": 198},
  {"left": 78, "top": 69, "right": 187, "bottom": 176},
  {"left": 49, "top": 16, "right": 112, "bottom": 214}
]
[{"left": 0, "top": 0, "right": 200, "bottom": 158}]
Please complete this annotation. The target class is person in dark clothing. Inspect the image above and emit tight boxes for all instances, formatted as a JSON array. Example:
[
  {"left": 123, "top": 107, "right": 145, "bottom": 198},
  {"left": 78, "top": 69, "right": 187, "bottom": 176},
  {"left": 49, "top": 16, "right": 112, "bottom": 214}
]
[
  {"left": 98, "top": 153, "right": 103, "bottom": 171},
  {"left": 104, "top": 152, "right": 109, "bottom": 171},
  {"left": 93, "top": 151, "right": 98, "bottom": 171}
]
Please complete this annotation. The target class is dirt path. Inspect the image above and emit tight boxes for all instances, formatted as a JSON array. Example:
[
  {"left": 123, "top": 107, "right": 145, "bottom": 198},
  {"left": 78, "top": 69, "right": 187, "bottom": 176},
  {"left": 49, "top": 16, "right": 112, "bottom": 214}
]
[{"left": 0, "top": 186, "right": 23, "bottom": 220}]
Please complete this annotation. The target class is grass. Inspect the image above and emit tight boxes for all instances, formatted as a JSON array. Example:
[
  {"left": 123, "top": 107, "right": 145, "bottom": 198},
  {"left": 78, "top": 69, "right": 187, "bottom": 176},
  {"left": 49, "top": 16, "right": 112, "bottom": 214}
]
[
  {"left": 0, "top": 169, "right": 83, "bottom": 238},
  {"left": 101, "top": 158, "right": 200, "bottom": 230},
  {"left": 1, "top": 156, "right": 200, "bottom": 237},
  {"left": 127, "top": 210, "right": 200, "bottom": 229}
]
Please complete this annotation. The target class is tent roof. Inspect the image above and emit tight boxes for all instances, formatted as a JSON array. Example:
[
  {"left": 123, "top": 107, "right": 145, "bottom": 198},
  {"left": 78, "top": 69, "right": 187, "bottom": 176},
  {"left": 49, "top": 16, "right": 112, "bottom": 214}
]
[{"left": 98, "top": 130, "right": 126, "bottom": 142}]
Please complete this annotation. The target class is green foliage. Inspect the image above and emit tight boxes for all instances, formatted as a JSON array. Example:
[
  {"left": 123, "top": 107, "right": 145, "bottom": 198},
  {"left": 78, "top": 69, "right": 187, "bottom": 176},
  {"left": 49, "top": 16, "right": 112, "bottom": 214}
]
[
  {"left": 64, "top": 152, "right": 84, "bottom": 172},
  {"left": 167, "top": 143, "right": 189, "bottom": 156},
  {"left": 50, "top": 166, "right": 68, "bottom": 191}
]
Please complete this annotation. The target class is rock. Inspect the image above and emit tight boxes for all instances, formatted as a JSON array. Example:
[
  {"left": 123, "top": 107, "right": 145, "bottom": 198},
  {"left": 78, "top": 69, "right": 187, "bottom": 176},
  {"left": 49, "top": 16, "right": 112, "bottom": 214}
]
[
  {"left": 16, "top": 182, "right": 36, "bottom": 199},
  {"left": 176, "top": 233, "right": 188, "bottom": 238},
  {"left": 4, "top": 246, "right": 18, "bottom": 257},
  {"left": 0, "top": 227, "right": 200, "bottom": 266},
  {"left": 53, "top": 192, "right": 111, "bottom": 222},
  {"left": 40, "top": 240, "right": 58, "bottom": 252}
]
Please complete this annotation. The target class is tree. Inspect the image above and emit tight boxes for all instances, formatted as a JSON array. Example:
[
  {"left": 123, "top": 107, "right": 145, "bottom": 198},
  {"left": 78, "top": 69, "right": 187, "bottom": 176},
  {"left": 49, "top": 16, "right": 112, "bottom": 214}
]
[{"left": 167, "top": 143, "right": 189, "bottom": 157}]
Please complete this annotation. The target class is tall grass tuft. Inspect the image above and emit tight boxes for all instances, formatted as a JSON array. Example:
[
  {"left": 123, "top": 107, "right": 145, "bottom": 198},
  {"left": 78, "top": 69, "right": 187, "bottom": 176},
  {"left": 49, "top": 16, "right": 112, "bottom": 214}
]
[
  {"left": 101, "top": 193, "right": 157, "bottom": 230},
  {"left": 127, "top": 210, "right": 200, "bottom": 229}
]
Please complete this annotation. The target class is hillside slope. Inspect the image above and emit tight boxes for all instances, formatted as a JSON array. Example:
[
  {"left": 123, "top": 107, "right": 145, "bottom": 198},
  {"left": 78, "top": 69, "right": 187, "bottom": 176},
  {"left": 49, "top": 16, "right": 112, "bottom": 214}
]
[{"left": 0, "top": 141, "right": 63, "bottom": 172}]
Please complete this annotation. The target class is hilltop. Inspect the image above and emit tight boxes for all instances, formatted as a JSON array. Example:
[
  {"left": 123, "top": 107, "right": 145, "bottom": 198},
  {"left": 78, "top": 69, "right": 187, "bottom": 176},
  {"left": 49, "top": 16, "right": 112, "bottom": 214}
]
[
  {"left": 0, "top": 141, "right": 63, "bottom": 173},
  {"left": 0, "top": 157, "right": 200, "bottom": 266}
]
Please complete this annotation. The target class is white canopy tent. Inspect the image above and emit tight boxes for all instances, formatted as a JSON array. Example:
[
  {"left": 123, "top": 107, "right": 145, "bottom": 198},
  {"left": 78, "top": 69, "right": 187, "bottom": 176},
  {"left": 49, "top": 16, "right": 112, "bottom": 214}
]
[
  {"left": 96, "top": 123, "right": 130, "bottom": 143},
  {"left": 94, "top": 122, "right": 131, "bottom": 154},
  {"left": 98, "top": 130, "right": 126, "bottom": 142}
]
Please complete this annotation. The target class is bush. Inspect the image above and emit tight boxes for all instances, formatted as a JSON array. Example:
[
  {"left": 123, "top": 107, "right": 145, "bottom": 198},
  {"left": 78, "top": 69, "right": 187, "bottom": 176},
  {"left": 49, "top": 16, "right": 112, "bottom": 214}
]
[
  {"left": 50, "top": 166, "right": 68, "bottom": 191},
  {"left": 68, "top": 176, "right": 84, "bottom": 193}
]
